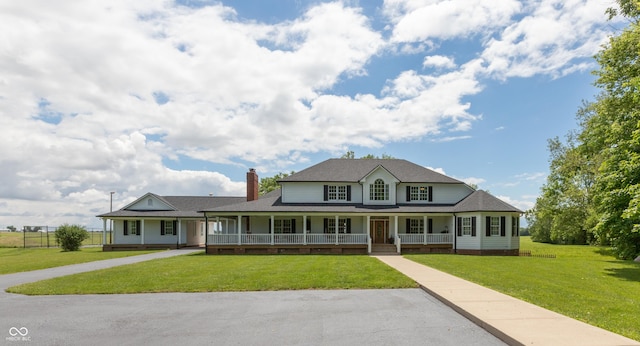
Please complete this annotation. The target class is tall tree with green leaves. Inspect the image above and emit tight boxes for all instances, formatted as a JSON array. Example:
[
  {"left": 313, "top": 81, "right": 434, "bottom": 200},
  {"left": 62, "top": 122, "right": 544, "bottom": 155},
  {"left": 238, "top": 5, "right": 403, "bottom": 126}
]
[
  {"left": 258, "top": 171, "right": 294, "bottom": 196},
  {"left": 586, "top": 8, "right": 640, "bottom": 258},
  {"left": 528, "top": 1, "right": 640, "bottom": 258}
]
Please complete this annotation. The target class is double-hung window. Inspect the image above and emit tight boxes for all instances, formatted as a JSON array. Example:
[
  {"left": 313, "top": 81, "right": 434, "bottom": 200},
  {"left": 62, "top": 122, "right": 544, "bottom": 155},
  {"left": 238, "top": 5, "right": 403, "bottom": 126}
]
[
  {"left": 490, "top": 217, "right": 500, "bottom": 236},
  {"left": 324, "top": 185, "right": 351, "bottom": 201},
  {"left": 123, "top": 220, "right": 140, "bottom": 236},
  {"left": 274, "top": 219, "right": 293, "bottom": 234},
  {"left": 408, "top": 219, "right": 424, "bottom": 234},
  {"left": 161, "top": 220, "right": 177, "bottom": 236},
  {"left": 406, "top": 186, "right": 433, "bottom": 202},
  {"left": 323, "top": 218, "right": 351, "bottom": 233},
  {"left": 462, "top": 217, "right": 472, "bottom": 236},
  {"left": 410, "top": 186, "right": 429, "bottom": 201}
]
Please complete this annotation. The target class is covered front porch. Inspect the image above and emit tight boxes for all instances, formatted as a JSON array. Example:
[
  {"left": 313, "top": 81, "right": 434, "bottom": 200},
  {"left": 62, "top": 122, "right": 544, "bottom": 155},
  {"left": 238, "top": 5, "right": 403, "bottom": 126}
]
[{"left": 204, "top": 214, "right": 454, "bottom": 255}]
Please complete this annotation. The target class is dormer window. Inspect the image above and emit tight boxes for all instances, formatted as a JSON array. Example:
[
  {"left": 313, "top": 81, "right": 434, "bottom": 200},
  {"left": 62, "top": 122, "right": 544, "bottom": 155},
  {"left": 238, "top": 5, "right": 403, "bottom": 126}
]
[{"left": 370, "top": 179, "right": 389, "bottom": 201}]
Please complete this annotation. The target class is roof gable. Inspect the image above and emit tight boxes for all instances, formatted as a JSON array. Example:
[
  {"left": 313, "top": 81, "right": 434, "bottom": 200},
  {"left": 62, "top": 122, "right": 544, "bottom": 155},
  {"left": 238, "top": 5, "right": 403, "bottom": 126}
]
[
  {"left": 359, "top": 164, "right": 400, "bottom": 184},
  {"left": 123, "top": 193, "right": 176, "bottom": 211},
  {"left": 98, "top": 195, "right": 246, "bottom": 218},
  {"left": 280, "top": 159, "right": 462, "bottom": 184}
]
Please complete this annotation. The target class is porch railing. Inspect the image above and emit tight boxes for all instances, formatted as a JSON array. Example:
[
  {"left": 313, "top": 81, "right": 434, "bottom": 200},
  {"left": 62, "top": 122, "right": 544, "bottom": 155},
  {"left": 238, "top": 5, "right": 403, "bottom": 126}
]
[
  {"left": 397, "top": 233, "right": 453, "bottom": 244},
  {"left": 209, "top": 233, "right": 451, "bottom": 246},
  {"left": 208, "top": 233, "right": 368, "bottom": 245}
]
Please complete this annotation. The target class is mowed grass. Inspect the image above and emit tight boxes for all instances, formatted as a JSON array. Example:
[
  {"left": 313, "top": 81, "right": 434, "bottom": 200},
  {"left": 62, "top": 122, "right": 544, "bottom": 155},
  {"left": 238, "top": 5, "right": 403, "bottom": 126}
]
[
  {"left": 7, "top": 254, "right": 417, "bottom": 295},
  {"left": 0, "top": 247, "right": 158, "bottom": 274},
  {"left": 406, "top": 237, "right": 640, "bottom": 341}
]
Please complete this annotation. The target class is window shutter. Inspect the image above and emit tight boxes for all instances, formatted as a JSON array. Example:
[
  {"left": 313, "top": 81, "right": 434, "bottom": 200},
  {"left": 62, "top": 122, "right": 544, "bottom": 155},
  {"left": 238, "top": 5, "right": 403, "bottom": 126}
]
[
  {"left": 428, "top": 218, "right": 433, "bottom": 234},
  {"left": 486, "top": 216, "right": 491, "bottom": 237},
  {"left": 123, "top": 220, "right": 128, "bottom": 235},
  {"left": 323, "top": 218, "right": 328, "bottom": 234},
  {"left": 346, "top": 186, "right": 351, "bottom": 201},
  {"left": 136, "top": 220, "right": 141, "bottom": 235},
  {"left": 161, "top": 221, "right": 165, "bottom": 235},
  {"left": 516, "top": 218, "right": 520, "bottom": 237},
  {"left": 323, "top": 185, "right": 328, "bottom": 201},
  {"left": 406, "top": 218, "right": 411, "bottom": 233},
  {"left": 471, "top": 217, "right": 476, "bottom": 237},
  {"left": 268, "top": 220, "right": 271, "bottom": 233},
  {"left": 500, "top": 216, "right": 506, "bottom": 236},
  {"left": 306, "top": 218, "right": 311, "bottom": 233},
  {"left": 173, "top": 221, "right": 178, "bottom": 235},
  {"left": 406, "top": 186, "right": 411, "bottom": 202},
  {"left": 291, "top": 219, "right": 296, "bottom": 234},
  {"left": 457, "top": 217, "right": 462, "bottom": 236},
  {"left": 428, "top": 186, "right": 433, "bottom": 202},
  {"left": 346, "top": 219, "right": 352, "bottom": 233}
]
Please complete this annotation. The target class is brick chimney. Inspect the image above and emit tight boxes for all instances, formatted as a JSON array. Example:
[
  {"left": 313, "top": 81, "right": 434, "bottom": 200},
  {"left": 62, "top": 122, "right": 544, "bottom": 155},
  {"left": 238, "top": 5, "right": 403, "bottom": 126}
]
[{"left": 246, "top": 168, "right": 259, "bottom": 201}]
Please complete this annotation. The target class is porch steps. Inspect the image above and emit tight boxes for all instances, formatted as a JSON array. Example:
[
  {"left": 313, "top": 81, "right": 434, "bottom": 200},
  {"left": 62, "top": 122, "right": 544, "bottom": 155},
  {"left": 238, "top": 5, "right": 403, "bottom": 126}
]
[{"left": 370, "top": 244, "right": 399, "bottom": 255}]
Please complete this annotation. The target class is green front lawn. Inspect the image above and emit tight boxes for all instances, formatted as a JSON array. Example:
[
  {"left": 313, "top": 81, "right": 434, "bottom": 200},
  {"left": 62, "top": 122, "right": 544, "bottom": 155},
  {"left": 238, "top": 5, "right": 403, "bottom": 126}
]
[
  {"left": 0, "top": 247, "right": 158, "bottom": 274},
  {"left": 6, "top": 254, "right": 417, "bottom": 295},
  {"left": 406, "top": 237, "right": 640, "bottom": 341}
]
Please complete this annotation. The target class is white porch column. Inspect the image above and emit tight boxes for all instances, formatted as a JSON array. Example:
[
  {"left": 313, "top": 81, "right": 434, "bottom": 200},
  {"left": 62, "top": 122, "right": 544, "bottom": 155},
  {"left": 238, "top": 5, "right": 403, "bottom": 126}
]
[
  {"left": 423, "top": 216, "right": 428, "bottom": 245},
  {"left": 224, "top": 219, "right": 228, "bottom": 234},
  {"left": 237, "top": 215, "right": 242, "bottom": 245},
  {"left": 140, "top": 219, "right": 145, "bottom": 245},
  {"left": 270, "top": 216, "right": 274, "bottom": 245},
  {"left": 102, "top": 218, "right": 107, "bottom": 245},
  {"left": 335, "top": 215, "right": 339, "bottom": 245},
  {"left": 394, "top": 215, "right": 399, "bottom": 253},
  {"left": 303, "top": 215, "right": 307, "bottom": 245},
  {"left": 394, "top": 215, "right": 398, "bottom": 239},
  {"left": 177, "top": 220, "right": 181, "bottom": 246},
  {"left": 366, "top": 215, "right": 371, "bottom": 254}
]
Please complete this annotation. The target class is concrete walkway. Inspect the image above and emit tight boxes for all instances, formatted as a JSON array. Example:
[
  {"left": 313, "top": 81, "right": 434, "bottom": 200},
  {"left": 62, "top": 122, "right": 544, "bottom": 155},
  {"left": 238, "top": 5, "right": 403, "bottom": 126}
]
[{"left": 373, "top": 255, "right": 639, "bottom": 346}]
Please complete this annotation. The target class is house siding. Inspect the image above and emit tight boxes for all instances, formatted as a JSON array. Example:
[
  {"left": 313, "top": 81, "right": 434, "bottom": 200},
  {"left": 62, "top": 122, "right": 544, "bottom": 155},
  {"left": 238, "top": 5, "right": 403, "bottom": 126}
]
[
  {"left": 281, "top": 182, "right": 362, "bottom": 204},
  {"left": 397, "top": 183, "right": 473, "bottom": 204}
]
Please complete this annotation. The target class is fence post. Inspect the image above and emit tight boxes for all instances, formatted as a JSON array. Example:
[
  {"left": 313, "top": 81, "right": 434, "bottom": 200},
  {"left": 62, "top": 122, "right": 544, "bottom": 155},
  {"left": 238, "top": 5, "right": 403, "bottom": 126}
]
[
  {"left": 23, "top": 226, "right": 26, "bottom": 248},
  {"left": 47, "top": 226, "right": 50, "bottom": 248}
]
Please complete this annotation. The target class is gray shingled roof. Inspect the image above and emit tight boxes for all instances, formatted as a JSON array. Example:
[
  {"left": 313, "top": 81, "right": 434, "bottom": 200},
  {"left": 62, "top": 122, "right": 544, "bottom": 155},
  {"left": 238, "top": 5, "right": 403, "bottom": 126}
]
[
  {"left": 98, "top": 195, "right": 245, "bottom": 218},
  {"left": 453, "top": 190, "right": 522, "bottom": 213},
  {"left": 279, "top": 159, "right": 462, "bottom": 183}
]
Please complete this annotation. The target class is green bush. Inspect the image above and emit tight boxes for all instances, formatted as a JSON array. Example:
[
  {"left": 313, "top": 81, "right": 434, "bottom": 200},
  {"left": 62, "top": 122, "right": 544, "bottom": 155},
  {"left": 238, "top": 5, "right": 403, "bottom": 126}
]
[{"left": 55, "top": 224, "right": 89, "bottom": 251}]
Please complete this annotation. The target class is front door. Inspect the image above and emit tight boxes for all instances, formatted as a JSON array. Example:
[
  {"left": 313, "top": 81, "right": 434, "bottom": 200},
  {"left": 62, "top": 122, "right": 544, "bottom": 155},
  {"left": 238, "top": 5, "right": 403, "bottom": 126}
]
[{"left": 370, "top": 220, "right": 388, "bottom": 244}]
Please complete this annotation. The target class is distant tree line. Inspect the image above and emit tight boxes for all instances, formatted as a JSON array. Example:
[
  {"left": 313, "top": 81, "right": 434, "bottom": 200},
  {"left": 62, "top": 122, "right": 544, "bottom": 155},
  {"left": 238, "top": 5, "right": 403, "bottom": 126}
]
[{"left": 527, "top": 0, "right": 640, "bottom": 259}]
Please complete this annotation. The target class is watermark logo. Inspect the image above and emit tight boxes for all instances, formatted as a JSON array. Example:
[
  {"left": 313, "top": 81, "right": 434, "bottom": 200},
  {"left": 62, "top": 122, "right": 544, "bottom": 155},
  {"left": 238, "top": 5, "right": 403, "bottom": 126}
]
[{"left": 6, "top": 327, "right": 30, "bottom": 342}]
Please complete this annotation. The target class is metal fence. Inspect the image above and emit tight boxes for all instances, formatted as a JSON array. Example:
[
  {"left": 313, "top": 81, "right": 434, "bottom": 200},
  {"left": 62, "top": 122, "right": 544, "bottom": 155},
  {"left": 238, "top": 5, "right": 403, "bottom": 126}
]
[{"left": 21, "top": 226, "right": 112, "bottom": 248}]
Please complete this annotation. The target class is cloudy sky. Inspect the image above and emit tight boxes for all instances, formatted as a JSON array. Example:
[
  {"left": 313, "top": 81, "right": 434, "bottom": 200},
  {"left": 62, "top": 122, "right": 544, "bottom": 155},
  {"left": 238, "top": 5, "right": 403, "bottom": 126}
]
[{"left": 0, "top": 0, "right": 622, "bottom": 229}]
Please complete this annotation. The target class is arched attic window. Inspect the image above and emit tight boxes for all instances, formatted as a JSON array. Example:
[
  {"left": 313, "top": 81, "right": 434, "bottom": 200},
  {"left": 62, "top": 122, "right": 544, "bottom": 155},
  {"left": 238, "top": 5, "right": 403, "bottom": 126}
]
[{"left": 370, "top": 178, "right": 389, "bottom": 201}]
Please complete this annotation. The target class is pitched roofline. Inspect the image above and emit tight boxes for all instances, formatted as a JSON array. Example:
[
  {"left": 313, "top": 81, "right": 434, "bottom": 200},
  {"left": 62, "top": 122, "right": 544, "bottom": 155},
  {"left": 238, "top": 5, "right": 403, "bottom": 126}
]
[
  {"left": 359, "top": 164, "right": 401, "bottom": 183},
  {"left": 121, "top": 192, "right": 176, "bottom": 211}
]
